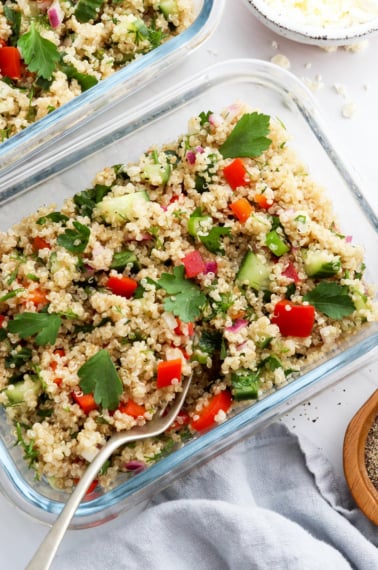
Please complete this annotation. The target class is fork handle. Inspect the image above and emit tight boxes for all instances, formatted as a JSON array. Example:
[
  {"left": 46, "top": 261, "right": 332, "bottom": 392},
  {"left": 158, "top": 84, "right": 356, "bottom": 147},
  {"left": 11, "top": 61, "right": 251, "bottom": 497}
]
[{"left": 26, "top": 433, "right": 138, "bottom": 570}]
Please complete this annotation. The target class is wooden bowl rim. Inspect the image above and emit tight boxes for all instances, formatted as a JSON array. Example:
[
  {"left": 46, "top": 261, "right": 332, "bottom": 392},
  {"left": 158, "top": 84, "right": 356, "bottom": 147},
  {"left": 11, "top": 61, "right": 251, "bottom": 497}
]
[{"left": 343, "top": 389, "right": 378, "bottom": 525}]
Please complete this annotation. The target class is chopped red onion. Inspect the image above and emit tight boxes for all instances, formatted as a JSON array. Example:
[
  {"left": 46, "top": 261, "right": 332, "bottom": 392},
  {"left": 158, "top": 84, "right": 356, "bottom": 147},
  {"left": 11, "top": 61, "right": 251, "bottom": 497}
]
[
  {"left": 204, "top": 261, "right": 218, "bottom": 274},
  {"left": 125, "top": 460, "right": 146, "bottom": 473},
  {"left": 345, "top": 235, "right": 353, "bottom": 243},
  {"left": 186, "top": 151, "right": 196, "bottom": 165},
  {"left": 209, "top": 113, "right": 223, "bottom": 127},
  {"left": 225, "top": 319, "right": 248, "bottom": 333},
  {"left": 196, "top": 146, "right": 205, "bottom": 154},
  {"left": 48, "top": 1, "right": 64, "bottom": 28}
]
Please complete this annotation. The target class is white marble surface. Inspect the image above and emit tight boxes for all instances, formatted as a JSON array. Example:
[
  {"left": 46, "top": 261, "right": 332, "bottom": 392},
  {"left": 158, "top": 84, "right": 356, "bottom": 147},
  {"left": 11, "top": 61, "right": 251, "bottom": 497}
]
[{"left": 1, "top": 1, "right": 377, "bottom": 568}]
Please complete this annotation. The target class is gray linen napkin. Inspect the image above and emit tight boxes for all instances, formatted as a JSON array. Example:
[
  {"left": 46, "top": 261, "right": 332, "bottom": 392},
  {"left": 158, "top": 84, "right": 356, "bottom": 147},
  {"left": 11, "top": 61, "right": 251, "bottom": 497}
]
[{"left": 54, "top": 423, "right": 378, "bottom": 570}]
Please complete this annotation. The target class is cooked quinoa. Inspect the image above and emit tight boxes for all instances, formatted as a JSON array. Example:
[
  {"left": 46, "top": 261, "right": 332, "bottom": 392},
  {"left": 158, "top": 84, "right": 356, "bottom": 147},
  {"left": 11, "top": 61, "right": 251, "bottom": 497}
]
[
  {"left": 0, "top": 0, "right": 193, "bottom": 141},
  {"left": 0, "top": 101, "right": 377, "bottom": 492}
]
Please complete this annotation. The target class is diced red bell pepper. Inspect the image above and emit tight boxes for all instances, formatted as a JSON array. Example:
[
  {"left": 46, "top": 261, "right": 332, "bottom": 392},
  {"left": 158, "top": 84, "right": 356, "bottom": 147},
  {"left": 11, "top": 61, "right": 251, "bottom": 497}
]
[
  {"left": 190, "top": 390, "right": 232, "bottom": 432},
  {"left": 174, "top": 318, "right": 195, "bottom": 337},
  {"left": 157, "top": 358, "right": 182, "bottom": 388},
  {"left": 74, "top": 478, "right": 98, "bottom": 496},
  {"left": 271, "top": 300, "right": 315, "bottom": 337},
  {"left": 118, "top": 399, "right": 146, "bottom": 418},
  {"left": 223, "top": 158, "right": 248, "bottom": 190},
  {"left": 106, "top": 275, "right": 138, "bottom": 298},
  {"left": 32, "top": 236, "right": 51, "bottom": 251},
  {"left": 230, "top": 198, "right": 254, "bottom": 223},
  {"left": 24, "top": 287, "right": 48, "bottom": 306},
  {"left": 53, "top": 377, "right": 63, "bottom": 386},
  {"left": 72, "top": 390, "right": 98, "bottom": 414},
  {"left": 0, "top": 46, "right": 22, "bottom": 79},
  {"left": 0, "top": 315, "right": 5, "bottom": 328},
  {"left": 182, "top": 250, "right": 206, "bottom": 278},
  {"left": 282, "top": 262, "right": 300, "bottom": 283},
  {"left": 254, "top": 193, "right": 272, "bottom": 210}
]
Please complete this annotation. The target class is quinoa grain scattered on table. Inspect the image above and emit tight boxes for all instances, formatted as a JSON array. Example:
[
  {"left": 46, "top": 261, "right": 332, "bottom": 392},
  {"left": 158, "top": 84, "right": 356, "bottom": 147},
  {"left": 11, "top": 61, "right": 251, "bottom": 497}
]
[
  {"left": 0, "top": 101, "right": 377, "bottom": 491},
  {"left": 0, "top": 0, "right": 193, "bottom": 141}
]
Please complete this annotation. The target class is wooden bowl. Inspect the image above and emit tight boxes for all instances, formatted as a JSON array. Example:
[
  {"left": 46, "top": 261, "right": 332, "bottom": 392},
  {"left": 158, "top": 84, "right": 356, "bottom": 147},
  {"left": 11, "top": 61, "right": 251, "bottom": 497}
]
[{"left": 343, "top": 389, "right": 378, "bottom": 525}]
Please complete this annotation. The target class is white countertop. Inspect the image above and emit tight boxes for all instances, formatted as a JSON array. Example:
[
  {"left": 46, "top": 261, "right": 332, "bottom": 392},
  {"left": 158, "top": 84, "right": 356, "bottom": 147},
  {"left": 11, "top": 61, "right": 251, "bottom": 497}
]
[{"left": 1, "top": 1, "right": 377, "bottom": 568}]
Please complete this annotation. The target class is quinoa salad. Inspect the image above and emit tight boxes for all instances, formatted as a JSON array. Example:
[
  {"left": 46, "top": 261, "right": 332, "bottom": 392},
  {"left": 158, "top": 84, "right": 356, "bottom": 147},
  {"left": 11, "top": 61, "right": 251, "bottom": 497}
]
[
  {"left": 0, "top": 101, "right": 377, "bottom": 493},
  {"left": 0, "top": 0, "right": 193, "bottom": 141}
]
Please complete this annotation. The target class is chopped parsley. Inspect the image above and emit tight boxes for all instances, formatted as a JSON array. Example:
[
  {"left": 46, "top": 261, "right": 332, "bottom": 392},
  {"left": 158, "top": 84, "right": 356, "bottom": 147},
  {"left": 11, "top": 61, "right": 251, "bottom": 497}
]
[
  {"left": 57, "top": 221, "right": 90, "bottom": 253},
  {"left": 73, "top": 184, "right": 111, "bottom": 219},
  {"left": 303, "top": 282, "right": 355, "bottom": 320},
  {"left": 8, "top": 313, "right": 61, "bottom": 346},
  {"left": 157, "top": 265, "right": 207, "bottom": 322},
  {"left": 78, "top": 349, "right": 123, "bottom": 411},
  {"left": 219, "top": 112, "right": 272, "bottom": 159},
  {"left": 18, "top": 23, "right": 60, "bottom": 80}
]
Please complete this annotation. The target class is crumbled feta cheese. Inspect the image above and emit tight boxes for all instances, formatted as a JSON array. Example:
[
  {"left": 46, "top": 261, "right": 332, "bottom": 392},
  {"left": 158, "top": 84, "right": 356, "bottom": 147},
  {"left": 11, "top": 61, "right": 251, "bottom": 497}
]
[
  {"left": 341, "top": 101, "right": 357, "bottom": 118},
  {"left": 271, "top": 40, "right": 278, "bottom": 49},
  {"left": 270, "top": 53, "right": 291, "bottom": 69}
]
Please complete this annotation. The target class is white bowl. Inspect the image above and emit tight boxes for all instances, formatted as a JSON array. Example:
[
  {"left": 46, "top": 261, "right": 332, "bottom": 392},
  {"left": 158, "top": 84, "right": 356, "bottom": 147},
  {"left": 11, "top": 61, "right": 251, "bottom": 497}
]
[{"left": 244, "top": 0, "right": 378, "bottom": 46}]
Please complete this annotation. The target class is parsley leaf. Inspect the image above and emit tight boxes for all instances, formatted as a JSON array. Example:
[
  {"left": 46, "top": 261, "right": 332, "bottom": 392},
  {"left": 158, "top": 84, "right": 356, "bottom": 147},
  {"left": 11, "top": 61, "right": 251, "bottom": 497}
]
[
  {"left": 60, "top": 60, "right": 98, "bottom": 92},
  {"left": 4, "top": 6, "right": 21, "bottom": 45},
  {"left": 73, "top": 184, "right": 111, "bottom": 219},
  {"left": 200, "top": 226, "right": 231, "bottom": 254},
  {"left": 303, "top": 282, "right": 355, "bottom": 320},
  {"left": 8, "top": 312, "right": 61, "bottom": 346},
  {"left": 199, "top": 110, "right": 213, "bottom": 126},
  {"left": 37, "top": 212, "right": 69, "bottom": 225},
  {"left": 197, "top": 330, "right": 223, "bottom": 355},
  {"left": 18, "top": 23, "right": 60, "bottom": 80},
  {"left": 57, "top": 221, "right": 90, "bottom": 253},
  {"left": 157, "top": 265, "right": 207, "bottom": 322},
  {"left": 75, "top": 0, "right": 105, "bottom": 23},
  {"left": 78, "top": 349, "right": 123, "bottom": 411},
  {"left": 219, "top": 113, "right": 272, "bottom": 158}
]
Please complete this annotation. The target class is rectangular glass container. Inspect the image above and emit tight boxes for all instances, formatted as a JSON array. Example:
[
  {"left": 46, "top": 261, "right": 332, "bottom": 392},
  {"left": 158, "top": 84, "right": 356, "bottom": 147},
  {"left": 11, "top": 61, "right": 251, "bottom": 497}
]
[
  {"left": 0, "top": 58, "right": 377, "bottom": 529},
  {"left": 0, "top": 0, "right": 223, "bottom": 195}
]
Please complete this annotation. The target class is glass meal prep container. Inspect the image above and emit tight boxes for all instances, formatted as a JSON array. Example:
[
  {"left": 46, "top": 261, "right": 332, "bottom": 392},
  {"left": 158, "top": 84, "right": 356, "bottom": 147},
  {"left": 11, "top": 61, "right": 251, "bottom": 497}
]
[
  {"left": 0, "top": 58, "right": 377, "bottom": 529},
  {"left": 0, "top": 0, "right": 223, "bottom": 191}
]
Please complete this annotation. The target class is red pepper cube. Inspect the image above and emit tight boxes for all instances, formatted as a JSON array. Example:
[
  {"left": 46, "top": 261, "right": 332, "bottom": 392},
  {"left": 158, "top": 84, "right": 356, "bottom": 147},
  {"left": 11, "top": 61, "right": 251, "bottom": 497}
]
[
  {"left": 271, "top": 300, "right": 315, "bottom": 337},
  {"left": 174, "top": 318, "right": 195, "bottom": 337},
  {"left": 223, "top": 158, "right": 248, "bottom": 190},
  {"left": 0, "top": 46, "right": 22, "bottom": 79},
  {"left": 72, "top": 390, "right": 98, "bottom": 414},
  {"left": 157, "top": 358, "right": 182, "bottom": 388},
  {"left": 190, "top": 390, "right": 232, "bottom": 432},
  {"left": 32, "top": 236, "right": 51, "bottom": 251},
  {"left": 119, "top": 400, "right": 146, "bottom": 418},
  {"left": 106, "top": 276, "right": 138, "bottom": 298},
  {"left": 182, "top": 250, "right": 206, "bottom": 278}
]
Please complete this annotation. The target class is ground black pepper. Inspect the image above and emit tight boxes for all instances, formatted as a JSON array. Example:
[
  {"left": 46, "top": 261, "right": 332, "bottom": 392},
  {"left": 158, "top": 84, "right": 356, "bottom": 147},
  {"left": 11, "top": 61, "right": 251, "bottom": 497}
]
[{"left": 365, "top": 415, "right": 378, "bottom": 490}]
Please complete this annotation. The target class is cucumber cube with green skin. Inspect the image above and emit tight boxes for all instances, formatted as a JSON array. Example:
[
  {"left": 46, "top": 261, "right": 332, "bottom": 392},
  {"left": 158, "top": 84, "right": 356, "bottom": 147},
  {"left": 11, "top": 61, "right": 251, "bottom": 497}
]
[
  {"left": 231, "top": 371, "right": 260, "bottom": 401},
  {"left": 266, "top": 229, "right": 290, "bottom": 256},
  {"left": 187, "top": 214, "right": 212, "bottom": 238},
  {"left": 96, "top": 191, "right": 149, "bottom": 225},
  {"left": 142, "top": 163, "right": 171, "bottom": 186},
  {"left": 304, "top": 250, "right": 341, "bottom": 278},
  {"left": 159, "top": 0, "right": 178, "bottom": 17},
  {"left": 352, "top": 289, "right": 369, "bottom": 311},
  {"left": 5, "top": 378, "right": 42, "bottom": 405},
  {"left": 237, "top": 251, "right": 271, "bottom": 291}
]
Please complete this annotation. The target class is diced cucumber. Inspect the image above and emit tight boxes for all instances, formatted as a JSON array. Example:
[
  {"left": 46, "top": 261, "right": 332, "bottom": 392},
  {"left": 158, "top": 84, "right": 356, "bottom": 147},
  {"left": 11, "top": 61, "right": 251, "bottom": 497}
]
[
  {"left": 266, "top": 229, "right": 290, "bottom": 256},
  {"left": 96, "top": 191, "right": 149, "bottom": 225},
  {"left": 187, "top": 214, "right": 212, "bottom": 238},
  {"left": 304, "top": 250, "right": 341, "bottom": 278},
  {"left": 5, "top": 378, "right": 42, "bottom": 405},
  {"left": 231, "top": 371, "right": 260, "bottom": 401},
  {"left": 142, "top": 163, "right": 171, "bottom": 186},
  {"left": 237, "top": 251, "right": 270, "bottom": 290},
  {"left": 352, "top": 288, "right": 369, "bottom": 311},
  {"left": 159, "top": 0, "right": 178, "bottom": 17}
]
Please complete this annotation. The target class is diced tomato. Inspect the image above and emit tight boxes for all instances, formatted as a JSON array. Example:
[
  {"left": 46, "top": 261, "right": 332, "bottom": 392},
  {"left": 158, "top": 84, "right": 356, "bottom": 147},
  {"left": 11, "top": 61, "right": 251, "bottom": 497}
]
[
  {"left": 157, "top": 358, "right": 182, "bottom": 388},
  {"left": 0, "top": 46, "right": 22, "bottom": 79},
  {"left": 190, "top": 390, "right": 232, "bottom": 432},
  {"left": 106, "top": 275, "right": 138, "bottom": 298},
  {"left": 53, "top": 377, "right": 63, "bottom": 386},
  {"left": 0, "top": 315, "right": 5, "bottom": 328},
  {"left": 223, "top": 158, "right": 248, "bottom": 190},
  {"left": 282, "top": 262, "right": 300, "bottom": 283},
  {"left": 32, "top": 236, "right": 51, "bottom": 251},
  {"left": 182, "top": 250, "right": 206, "bottom": 278},
  {"left": 271, "top": 300, "right": 315, "bottom": 337},
  {"left": 118, "top": 399, "right": 146, "bottom": 418},
  {"left": 174, "top": 318, "right": 195, "bottom": 337},
  {"left": 230, "top": 198, "right": 254, "bottom": 223},
  {"left": 254, "top": 193, "right": 272, "bottom": 210},
  {"left": 72, "top": 390, "right": 98, "bottom": 414},
  {"left": 54, "top": 348, "right": 65, "bottom": 358},
  {"left": 167, "top": 410, "right": 190, "bottom": 431},
  {"left": 26, "top": 288, "right": 48, "bottom": 306}
]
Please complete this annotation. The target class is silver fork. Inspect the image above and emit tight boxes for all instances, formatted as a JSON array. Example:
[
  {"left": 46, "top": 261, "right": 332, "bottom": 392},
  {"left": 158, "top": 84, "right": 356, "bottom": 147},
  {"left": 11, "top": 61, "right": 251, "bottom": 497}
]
[{"left": 26, "top": 374, "right": 192, "bottom": 570}]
